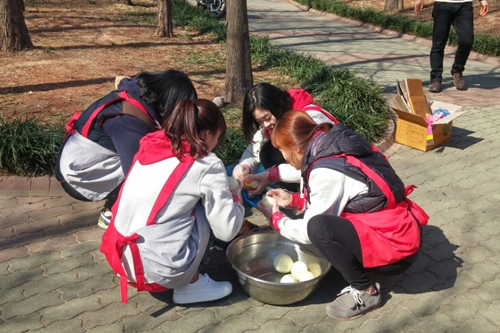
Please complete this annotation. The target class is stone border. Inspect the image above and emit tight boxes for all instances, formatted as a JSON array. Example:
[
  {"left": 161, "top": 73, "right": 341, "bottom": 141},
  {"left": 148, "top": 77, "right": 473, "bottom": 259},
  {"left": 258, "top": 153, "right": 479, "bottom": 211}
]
[{"left": 286, "top": 0, "right": 500, "bottom": 66}]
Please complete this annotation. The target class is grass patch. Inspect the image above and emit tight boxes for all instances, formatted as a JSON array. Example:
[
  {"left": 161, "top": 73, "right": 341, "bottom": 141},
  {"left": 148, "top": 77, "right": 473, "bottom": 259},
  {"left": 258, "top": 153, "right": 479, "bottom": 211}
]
[
  {"left": 295, "top": 0, "right": 500, "bottom": 57},
  {"left": 4, "top": 0, "right": 390, "bottom": 176},
  {"left": 251, "top": 36, "right": 388, "bottom": 142},
  {"left": 0, "top": 117, "right": 65, "bottom": 177}
]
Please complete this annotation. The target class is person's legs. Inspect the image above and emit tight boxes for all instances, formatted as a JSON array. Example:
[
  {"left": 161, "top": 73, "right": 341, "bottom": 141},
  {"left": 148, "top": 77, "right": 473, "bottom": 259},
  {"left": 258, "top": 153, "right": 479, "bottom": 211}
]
[
  {"left": 451, "top": 2, "right": 474, "bottom": 89},
  {"left": 430, "top": 2, "right": 453, "bottom": 83},
  {"left": 97, "top": 183, "right": 123, "bottom": 229},
  {"left": 307, "top": 215, "right": 381, "bottom": 320}
]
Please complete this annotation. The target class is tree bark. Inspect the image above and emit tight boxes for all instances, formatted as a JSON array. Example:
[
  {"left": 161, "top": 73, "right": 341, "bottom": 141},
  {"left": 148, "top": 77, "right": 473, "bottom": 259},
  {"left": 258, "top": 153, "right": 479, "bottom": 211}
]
[
  {"left": 116, "top": 0, "right": 133, "bottom": 5},
  {"left": 156, "top": 0, "right": 173, "bottom": 37},
  {"left": 0, "top": 0, "right": 33, "bottom": 51},
  {"left": 224, "top": 0, "right": 253, "bottom": 105},
  {"left": 384, "top": 0, "right": 404, "bottom": 12}
]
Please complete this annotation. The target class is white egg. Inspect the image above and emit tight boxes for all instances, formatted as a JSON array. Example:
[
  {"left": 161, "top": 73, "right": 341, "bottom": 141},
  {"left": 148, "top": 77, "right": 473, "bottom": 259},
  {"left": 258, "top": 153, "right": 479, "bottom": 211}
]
[
  {"left": 227, "top": 176, "right": 239, "bottom": 190},
  {"left": 243, "top": 176, "right": 259, "bottom": 190},
  {"left": 261, "top": 196, "right": 276, "bottom": 208},
  {"left": 273, "top": 253, "right": 294, "bottom": 274},
  {"left": 280, "top": 274, "right": 297, "bottom": 283},
  {"left": 308, "top": 263, "right": 322, "bottom": 278},
  {"left": 296, "top": 271, "right": 314, "bottom": 282},
  {"left": 291, "top": 261, "right": 308, "bottom": 278}
]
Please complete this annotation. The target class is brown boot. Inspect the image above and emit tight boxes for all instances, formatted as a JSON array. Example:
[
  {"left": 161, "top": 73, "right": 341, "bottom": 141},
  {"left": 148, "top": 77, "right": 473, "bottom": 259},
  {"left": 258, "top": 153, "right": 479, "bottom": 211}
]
[
  {"left": 453, "top": 73, "right": 466, "bottom": 90},
  {"left": 429, "top": 79, "right": 442, "bottom": 93}
]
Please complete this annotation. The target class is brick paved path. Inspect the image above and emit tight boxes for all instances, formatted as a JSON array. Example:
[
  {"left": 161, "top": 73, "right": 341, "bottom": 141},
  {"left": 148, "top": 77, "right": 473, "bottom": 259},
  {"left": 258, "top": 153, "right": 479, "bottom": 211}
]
[{"left": 1, "top": 1, "right": 500, "bottom": 332}]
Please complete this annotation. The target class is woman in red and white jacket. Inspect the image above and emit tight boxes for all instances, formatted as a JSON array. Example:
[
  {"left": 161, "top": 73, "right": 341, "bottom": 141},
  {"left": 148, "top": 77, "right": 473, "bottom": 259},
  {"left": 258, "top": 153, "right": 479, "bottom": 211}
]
[
  {"left": 258, "top": 111, "right": 428, "bottom": 320},
  {"left": 232, "top": 82, "right": 338, "bottom": 195},
  {"left": 101, "top": 99, "right": 244, "bottom": 305}
]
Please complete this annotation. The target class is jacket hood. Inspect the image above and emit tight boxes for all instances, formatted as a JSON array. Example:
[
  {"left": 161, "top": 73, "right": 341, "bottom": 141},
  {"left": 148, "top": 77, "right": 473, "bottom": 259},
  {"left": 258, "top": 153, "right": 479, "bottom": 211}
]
[
  {"left": 302, "top": 124, "right": 372, "bottom": 170},
  {"left": 135, "top": 130, "right": 193, "bottom": 165},
  {"left": 288, "top": 89, "right": 314, "bottom": 110},
  {"left": 117, "top": 76, "right": 161, "bottom": 123}
]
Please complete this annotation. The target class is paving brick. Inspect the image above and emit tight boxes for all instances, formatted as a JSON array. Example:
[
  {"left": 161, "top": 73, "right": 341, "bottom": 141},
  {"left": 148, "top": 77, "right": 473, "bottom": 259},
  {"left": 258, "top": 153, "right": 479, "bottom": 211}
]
[
  {"left": 461, "top": 260, "right": 500, "bottom": 285},
  {"left": 60, "top": 240, "right": 100, "bottom": 258},
  {"left": 28, "top": 233, "right": 78, "bottom": 254},
  {"left": 402, "top": 312, "right": 455, "bottom": 333},
  {"left": 58, "top": 272, "right": 117, "bottom": 301},
  {"left": 121, "top": 309, "right": 181, "bottom": 332},
  {"left": 0, "top": 313, "right": 44, "bottom": 332},
  {"left": 0, "top": 290, "right": 64, "bottom": 320},
  {"left": 157, "top": 309, "right": 220, "bottom": 333},
  {"left": 283, "top": 303, "right": 327, "bottom": 327},
  {"left": 459, "top": 245, "right": 495, "bottom": 265},
  {"left": 36, "top": 318, "right": 86, "bottom": 333},
  {"left": 459, "top": 315, "right": 500, "bottom": 333},
  {"left": 301, "top": 322, "right": 336, "bottom": 333},
  {"left": 79, "top": 301, "right": 142, "bottom": 329},
  {"left": 203, "top": 312, "right": 260, "bottom": 333},
  {"left": 39, "top": 294, "right": 110, "bottom": 325},
  {"left": 0, "top": 266, "right": 44, "bottom": 290},
  {"left": 23, "top": 271, "right": 79, "bottom": 297},
  {"left": 0, "top": 245, "right": 29, "bottom": 262},
  {"left": 74, "top": 227, "right": 104, "bottom": 243},
  {"left": 41, "top": 253, "right": 95, "bottom": 275},
  {"left": 8, "top": 251, "right": 61, "bottom": 272},
  {"left": 0, "top": 286, "right": 25, "bottom": 305}
]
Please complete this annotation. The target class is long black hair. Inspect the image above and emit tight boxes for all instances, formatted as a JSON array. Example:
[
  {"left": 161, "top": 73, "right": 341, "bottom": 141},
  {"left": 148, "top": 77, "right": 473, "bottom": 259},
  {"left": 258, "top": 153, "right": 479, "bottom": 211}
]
[
  {"left": 241, "top": 82, "right": 291, "bottom": 142},
  {"left": 136, "top": 69, "right": 198, "bottom": 122}
]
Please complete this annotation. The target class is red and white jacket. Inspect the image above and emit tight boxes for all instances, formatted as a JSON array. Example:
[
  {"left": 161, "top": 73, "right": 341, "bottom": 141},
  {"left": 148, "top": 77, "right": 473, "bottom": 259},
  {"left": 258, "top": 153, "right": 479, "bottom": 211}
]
[
  {"left": 238, "top": 89, "right": 338, "bottom": 183},
  {"left": 101, "top": 131, "right": 244, "bottom": 302}
]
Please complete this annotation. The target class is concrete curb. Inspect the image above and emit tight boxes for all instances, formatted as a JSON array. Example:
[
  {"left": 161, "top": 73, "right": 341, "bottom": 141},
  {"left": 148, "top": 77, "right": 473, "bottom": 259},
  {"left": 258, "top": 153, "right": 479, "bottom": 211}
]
[{"left": 286, "top": 0, "right": 500, "bottom": 66}]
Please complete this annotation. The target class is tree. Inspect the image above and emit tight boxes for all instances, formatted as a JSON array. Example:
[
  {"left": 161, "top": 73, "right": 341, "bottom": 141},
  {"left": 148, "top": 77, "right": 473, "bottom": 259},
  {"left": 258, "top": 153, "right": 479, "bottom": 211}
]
[
  {"left": 156, "top": 0, "right": 173, "bottom": 37},
  {"left": 384, "top": 0, "right": 404, "bottom": 12},
  {"left": 0, "top": 0, "right": 33, "bottom": 51},
  {"left": 224, "top": 0, "right": 253, "bottom": 105}
]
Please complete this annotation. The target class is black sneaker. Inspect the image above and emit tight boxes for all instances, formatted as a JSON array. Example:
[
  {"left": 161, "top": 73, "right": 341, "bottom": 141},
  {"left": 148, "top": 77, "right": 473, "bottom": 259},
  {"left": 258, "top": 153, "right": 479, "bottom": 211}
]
[{"left": 429, "top": 79, "right": 442, "bottom": 93}]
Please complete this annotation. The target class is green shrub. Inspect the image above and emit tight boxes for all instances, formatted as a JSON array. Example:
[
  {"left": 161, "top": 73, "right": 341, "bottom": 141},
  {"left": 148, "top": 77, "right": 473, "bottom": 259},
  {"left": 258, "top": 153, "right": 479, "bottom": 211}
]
[
  {"left": 296, "top": 0, "right": 500, "bottom": 57},
  {"left": 0, "top": 117, "right": 65, "bottom": 177},
  {"left": 214, "top": 128, "right": 248, "bottom": 166},
  {"left": 251, "top": 37, "right": 389, "bottom": 142}
]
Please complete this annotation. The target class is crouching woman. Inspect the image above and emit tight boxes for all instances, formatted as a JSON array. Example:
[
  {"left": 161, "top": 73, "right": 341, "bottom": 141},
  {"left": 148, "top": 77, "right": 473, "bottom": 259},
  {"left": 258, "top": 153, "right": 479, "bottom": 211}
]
[
  {"left": 101, "top": 99, "right": 244, "bottom": 305},
  {"left": 260, "top": 111, "right": 428, "bottom": 320}
]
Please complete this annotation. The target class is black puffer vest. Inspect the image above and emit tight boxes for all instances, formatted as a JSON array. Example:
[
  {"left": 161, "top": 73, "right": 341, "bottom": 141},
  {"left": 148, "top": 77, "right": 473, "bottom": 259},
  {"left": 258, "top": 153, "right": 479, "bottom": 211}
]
[
  {"left": 72, "top": 80, "right": 160, "bottom": 152},
  {"left": 301, "top": 124, "right": 406, "bottom": 213}
]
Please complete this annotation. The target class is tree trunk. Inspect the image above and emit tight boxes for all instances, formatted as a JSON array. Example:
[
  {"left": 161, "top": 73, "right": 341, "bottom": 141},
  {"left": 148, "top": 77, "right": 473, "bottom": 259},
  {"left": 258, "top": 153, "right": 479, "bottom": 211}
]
[
  {"left": 224, "top": 0, "right": 253, "bottom": 105},
  {"left": 117, "top": 0, "right": 133, "bottom": 5},
  {"left": 156, "top": 0, "right": 173, "bottom": 37},
  {"left": 384, "top": 0, "right": 404, "bottom": 12},
  {"left": 0, "top": 0, "right": 33, "bottom": 51}
]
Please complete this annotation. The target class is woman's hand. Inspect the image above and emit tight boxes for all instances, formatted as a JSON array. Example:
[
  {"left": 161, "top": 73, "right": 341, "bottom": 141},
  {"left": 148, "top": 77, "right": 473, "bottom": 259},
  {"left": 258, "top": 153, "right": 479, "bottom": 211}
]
[
  {"left": 228, "top": 177, "right": 243, "bottom": 203},
  {"left": 266, "top": 189, "right": 292, "bottom": 207},
  {"left": 244, "top": 171, "right": 270, "bottom": 196},
  {"left": 232, "top": 164, "right": 251, "bottom": 183},
  {"left": 257, "top": 196, "right": 280, "bottom": 220}
]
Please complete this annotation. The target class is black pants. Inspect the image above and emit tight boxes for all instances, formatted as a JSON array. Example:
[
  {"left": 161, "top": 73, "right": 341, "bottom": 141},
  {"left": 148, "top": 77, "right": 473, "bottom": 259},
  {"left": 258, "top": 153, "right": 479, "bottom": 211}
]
[
  {"left": 259, "top": 141, "right": 299, "bottom": 192},
  {"left": 430, "top": 1, "right": 474, "bottom": 81},
  {"left": 307, "top": 214, "right": 419, "bottom": 290}
]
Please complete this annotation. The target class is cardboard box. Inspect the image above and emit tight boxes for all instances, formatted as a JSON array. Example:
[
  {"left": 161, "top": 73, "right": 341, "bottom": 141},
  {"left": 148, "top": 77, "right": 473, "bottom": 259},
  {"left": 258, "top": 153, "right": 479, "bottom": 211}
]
[{"left": 390, "top": 79, "right": 465, "bottom": 151}]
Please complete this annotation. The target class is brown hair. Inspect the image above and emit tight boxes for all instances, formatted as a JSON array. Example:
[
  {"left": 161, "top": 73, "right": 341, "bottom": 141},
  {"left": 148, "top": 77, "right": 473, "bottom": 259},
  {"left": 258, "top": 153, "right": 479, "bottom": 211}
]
[
  {"left": 163, "top": 99, "right": 227, "bottom": 159},
  {"left": 271, "top": 110, "right": 332, "bottom": 166}
]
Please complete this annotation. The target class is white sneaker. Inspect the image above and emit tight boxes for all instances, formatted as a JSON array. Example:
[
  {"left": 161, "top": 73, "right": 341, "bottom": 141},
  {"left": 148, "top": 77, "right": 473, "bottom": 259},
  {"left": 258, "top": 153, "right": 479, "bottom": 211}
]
[{"left": 173, "top": 273, "right": 232, "bottom": 304}]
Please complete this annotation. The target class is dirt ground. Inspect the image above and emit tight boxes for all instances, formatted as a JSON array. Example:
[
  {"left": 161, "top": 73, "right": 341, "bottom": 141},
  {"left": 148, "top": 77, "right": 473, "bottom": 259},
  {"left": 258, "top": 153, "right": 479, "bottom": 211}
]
[{"left": 0, "top": 0, "right": 498, "bottom": 124}]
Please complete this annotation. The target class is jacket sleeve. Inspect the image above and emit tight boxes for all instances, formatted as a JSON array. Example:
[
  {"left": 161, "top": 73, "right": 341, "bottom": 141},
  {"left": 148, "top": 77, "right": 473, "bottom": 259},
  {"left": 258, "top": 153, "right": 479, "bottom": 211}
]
[
  {"left": 275, "top": 168, "right": 349, "bottom": 244},
  {"left": 199, "top": 157, "right": 245, "bottom": 242},
  {"left": 239, "top": 128, "right": 266, "bottom": 172}
]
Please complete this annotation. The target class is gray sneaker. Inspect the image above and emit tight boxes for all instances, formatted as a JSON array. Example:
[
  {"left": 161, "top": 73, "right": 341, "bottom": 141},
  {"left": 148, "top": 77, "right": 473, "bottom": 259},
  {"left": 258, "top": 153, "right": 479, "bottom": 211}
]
[
  {"left": 97, "top": 208, "right": 112, "bottom": 230},
  {"left": 326, "top": 283, "right": 381, "bottom": 320}
]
